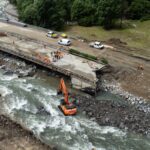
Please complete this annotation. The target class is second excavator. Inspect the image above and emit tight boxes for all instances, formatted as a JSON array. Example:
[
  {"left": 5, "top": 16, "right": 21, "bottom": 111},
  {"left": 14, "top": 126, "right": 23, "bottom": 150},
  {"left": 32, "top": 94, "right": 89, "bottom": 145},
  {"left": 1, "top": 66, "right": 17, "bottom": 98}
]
[{"left": 57, "top": 78, "right": 77, "bottom": 116}]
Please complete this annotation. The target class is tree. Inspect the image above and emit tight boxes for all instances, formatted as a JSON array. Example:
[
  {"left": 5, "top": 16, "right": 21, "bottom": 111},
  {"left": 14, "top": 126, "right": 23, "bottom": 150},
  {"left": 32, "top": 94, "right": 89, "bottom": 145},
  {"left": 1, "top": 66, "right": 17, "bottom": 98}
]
[
  {"left": 96, "top": 0, "right": 122, "bottom": 29},
  {"left": 57, "top": 0, "right": 74, "bottom": 21},
  {"left": 35, "top": 0, "right": 65, "bottom": 30},
  {"left": 71, "top": 0, "right": 95, "bottom": 26},
  {"left": 21, "top": 4, "right": 38, "bottom": 25},
  {"left": 127, "top": 0, "right": 150, "bottom": 20},
  {"left": 120, "top": 0, "right": 128, "bottom": 27},
  {"left": 9, "top": 0, "right": 17, "bottom": 4},
  {"left": 15, "top": 0, "right": 66, "bottom": 30},
  {"left": 10, "top": 0, "right": 150, "bottom": 30}
]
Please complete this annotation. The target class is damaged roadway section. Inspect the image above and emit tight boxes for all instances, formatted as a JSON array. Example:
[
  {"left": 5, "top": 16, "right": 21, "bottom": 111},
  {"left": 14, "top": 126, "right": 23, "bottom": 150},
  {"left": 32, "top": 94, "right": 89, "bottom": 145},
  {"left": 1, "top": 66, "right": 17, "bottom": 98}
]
[{"left": 0, "top": 31, "right": 105, "bottom": 91}]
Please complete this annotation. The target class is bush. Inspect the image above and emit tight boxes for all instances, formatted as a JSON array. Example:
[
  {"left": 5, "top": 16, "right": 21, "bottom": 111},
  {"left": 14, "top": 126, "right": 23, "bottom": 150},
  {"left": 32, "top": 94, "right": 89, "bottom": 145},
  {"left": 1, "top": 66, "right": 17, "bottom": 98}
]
[
  {"left": 78, "top": 16, "right": 94, "bottom": 26},
  {"left": 127, "top": 0, "right": 150, "bottom": 20},
  {"left": 71, "top": 0, "right": 95, "bottom": 26},
  {"left": 69, "top": 49, "right": 97, "bottom": 61},
  {"left": 9, "top": 0, "right": 17, "bottom": 4},
  {"left": 101, "top": 57, "right": 109, "bottom": 64},
  {"left": 140, "top": 15, "right": 150, "bottom": 22}
]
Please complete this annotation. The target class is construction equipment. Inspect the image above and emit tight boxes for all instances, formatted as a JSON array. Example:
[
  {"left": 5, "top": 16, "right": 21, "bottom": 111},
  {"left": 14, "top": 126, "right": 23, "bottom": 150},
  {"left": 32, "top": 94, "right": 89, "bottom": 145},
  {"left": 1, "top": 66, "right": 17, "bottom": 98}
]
[
  {"left": 36, "top": 53, "right": 51, "bottom": 64},
  {"left": 57, "top": 78, "right": 77, "bottom": 116}
]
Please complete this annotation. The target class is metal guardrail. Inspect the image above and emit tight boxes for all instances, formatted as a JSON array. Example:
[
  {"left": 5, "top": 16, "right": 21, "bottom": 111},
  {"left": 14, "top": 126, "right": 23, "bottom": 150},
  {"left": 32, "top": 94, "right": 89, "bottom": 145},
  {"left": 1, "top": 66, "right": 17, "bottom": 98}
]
[{"left": 0, "top": 45, "right": 97, "bottom": 88}]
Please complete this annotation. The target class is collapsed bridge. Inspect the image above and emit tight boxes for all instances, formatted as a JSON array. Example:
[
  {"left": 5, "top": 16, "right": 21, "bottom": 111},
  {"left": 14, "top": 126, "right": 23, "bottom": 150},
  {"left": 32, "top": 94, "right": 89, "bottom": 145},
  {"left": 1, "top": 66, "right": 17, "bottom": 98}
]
[{"left": 0, "top": 31, "right": 105, "bottom": 91}]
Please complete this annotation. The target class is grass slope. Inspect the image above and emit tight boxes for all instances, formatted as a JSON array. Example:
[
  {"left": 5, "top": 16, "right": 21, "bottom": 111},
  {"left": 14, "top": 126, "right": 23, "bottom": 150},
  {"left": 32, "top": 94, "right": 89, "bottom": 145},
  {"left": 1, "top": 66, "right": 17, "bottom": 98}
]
[{"left": 65, "top": 20, "right": 150, "bottom": 58}]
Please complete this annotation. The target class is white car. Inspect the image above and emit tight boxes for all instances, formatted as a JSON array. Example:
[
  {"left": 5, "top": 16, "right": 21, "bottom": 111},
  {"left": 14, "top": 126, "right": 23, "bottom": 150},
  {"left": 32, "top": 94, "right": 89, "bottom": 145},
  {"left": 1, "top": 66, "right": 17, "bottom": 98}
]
[
  {"left": 89, "top": 41, "right": 104, "bottom": 49},
  {"left": 47, "top": 31, "right": 58, "bottom": 38},
  {"left": 58, "top": 39, "right": 71, "bottom": 46}
]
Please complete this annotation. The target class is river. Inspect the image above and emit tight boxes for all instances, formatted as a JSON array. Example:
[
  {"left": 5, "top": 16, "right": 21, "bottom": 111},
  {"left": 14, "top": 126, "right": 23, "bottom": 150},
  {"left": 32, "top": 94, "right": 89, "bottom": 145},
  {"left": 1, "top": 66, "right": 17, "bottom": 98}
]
[
  {"left": 0, "top": 66, "right": 150, "bottom": 150},
  {"left": 0, "top": 1, "right": 150, "bottom": 150},
  {"left": 0, "top": 0, "right": 8, "bottom": 18}
]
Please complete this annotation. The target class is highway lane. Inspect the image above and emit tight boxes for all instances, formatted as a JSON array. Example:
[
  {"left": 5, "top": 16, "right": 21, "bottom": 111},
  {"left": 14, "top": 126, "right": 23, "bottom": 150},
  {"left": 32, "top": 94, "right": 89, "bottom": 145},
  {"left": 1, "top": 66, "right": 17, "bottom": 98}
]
[{"left": 0, "top": 22, "right": 106, "bottom": 57}]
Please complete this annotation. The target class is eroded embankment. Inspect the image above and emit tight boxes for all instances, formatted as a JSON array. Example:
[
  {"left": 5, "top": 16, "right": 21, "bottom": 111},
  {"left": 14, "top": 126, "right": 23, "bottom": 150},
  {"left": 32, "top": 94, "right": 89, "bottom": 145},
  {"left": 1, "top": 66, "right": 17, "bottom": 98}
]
[{"left": 0, "top": 115, "right": 54, "bottom": 150}]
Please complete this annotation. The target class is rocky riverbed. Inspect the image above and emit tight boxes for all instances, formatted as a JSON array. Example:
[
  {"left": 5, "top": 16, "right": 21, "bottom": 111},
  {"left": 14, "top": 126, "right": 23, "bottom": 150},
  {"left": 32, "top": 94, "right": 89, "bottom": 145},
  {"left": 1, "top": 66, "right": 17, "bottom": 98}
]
[
  {"left": 77, "top": 94, "right": 150, "bottom": 136},
  {"left": 98, "top": 65, "right": 150, "bottom": 113},
  {"left": 0, "top": 52, "right": 37, "bottom": 78},
  {"left": 86, "top": 66, "right": 150, "bottom": 135}
]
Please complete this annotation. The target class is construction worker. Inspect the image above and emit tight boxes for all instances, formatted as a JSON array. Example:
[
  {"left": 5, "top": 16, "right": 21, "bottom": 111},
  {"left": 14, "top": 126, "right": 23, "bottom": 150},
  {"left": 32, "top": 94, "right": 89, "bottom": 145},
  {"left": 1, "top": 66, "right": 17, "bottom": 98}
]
[
  {"left": 137, "top": 64, "right": 144, "bottom": 70},
  {"left": 44, "top": 44, "right": 46, "bottom": 48}
]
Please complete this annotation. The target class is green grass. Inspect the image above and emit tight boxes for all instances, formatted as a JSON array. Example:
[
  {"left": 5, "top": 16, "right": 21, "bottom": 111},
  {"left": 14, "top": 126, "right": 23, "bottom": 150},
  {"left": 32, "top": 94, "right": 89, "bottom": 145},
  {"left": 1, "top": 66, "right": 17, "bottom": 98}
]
[
  {"left": 101, "top": 57, "right": 109, "bottom": 64},
  {"left": 69, "top": 49, "right": 109, "bottom": 64},
  {"left": 65, "top": 20, "right": 150, "bottom": 58},
  {"left": 69, "top": 49, "right": 97, "bottom": 61}
]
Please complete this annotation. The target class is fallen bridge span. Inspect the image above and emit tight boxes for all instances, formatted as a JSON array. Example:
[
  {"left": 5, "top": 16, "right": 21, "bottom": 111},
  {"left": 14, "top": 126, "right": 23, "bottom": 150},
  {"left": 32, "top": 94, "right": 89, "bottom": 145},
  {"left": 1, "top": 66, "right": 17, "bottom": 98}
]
[{"left": 0, "top": 32, "right": 105, "bottom": 91}]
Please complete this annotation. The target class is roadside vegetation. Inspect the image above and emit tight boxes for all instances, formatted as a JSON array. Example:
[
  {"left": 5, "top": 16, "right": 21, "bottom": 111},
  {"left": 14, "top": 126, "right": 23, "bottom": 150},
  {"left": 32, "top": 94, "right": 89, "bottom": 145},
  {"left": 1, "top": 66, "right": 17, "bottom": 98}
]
[
  {"left": 66, "top": 20, "right": 150, "bottom": 58},
  {"left": 69, "top": 49, "right": 97, "bottom": 61},
  {"left": 69, "top": 49, "right": 109, "bottom": 64},
  {"left": 9, "top": 0, "right": 150, "bottom": 30}
]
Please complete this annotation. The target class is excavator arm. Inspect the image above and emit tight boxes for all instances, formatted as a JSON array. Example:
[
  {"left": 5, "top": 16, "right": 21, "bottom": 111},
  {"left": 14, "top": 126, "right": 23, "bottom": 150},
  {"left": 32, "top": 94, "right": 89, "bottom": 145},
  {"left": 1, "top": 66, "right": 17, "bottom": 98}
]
[
  {"left": 58, "top": 78, "right": 69, "bottom": 105},
  {"left": 57, "top": 78, "right": 77, "bottom": 116}
]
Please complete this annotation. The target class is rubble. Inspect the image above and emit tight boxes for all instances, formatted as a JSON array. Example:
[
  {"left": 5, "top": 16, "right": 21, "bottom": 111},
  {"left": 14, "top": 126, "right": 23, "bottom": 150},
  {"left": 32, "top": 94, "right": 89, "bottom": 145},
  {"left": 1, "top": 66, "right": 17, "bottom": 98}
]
[{"left": 77, "top": 94, "right": 150, "bottom": 135}]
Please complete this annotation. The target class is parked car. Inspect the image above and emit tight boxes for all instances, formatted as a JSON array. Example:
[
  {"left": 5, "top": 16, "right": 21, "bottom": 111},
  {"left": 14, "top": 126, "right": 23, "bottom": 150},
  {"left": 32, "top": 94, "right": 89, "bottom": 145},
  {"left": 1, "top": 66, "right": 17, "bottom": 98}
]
[
  {"left": 89, "top": 41, "right": 104, "bottom": 49},
  {"left": 58, "top": 39, "right": 71, "bottom": 46},
  {"left": 47, "top": 31, "right": 58, "bottom": 38},
  {"left": 61, "top": 33, "right": 68, "bottom": 38}
]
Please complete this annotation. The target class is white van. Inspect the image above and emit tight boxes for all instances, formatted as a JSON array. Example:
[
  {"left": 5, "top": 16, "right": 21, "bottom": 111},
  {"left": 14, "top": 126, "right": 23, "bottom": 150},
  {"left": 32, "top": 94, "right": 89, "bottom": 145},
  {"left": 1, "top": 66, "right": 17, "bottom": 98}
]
[{"left": 58, "top": 39, "right": 71, "bottom": 46}]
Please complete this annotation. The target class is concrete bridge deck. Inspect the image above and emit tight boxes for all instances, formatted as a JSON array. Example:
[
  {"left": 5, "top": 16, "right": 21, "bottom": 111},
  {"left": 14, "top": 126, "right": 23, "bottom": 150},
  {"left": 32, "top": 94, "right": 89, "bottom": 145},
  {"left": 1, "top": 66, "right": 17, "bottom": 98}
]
[{"left": 0, "top": 32, "right": 105, "bottom": 90}]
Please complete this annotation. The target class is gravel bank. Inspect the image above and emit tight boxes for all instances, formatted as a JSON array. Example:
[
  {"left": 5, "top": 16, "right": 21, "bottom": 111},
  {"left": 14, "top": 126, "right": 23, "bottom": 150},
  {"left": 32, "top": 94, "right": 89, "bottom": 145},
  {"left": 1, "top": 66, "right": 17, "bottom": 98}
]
[
  {"left": 77, "top": 94, "right": 150, "bottom": 136},
  {"left": 97, "top": 65, "right": 150, "bottom": 113}
]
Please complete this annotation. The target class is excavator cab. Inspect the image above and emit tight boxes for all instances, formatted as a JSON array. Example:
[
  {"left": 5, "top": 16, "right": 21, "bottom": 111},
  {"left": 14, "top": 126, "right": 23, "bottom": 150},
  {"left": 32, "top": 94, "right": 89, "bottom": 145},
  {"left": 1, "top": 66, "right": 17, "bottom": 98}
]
[{"left": 57, "top": 78, "right": 77, "bottom": 116}]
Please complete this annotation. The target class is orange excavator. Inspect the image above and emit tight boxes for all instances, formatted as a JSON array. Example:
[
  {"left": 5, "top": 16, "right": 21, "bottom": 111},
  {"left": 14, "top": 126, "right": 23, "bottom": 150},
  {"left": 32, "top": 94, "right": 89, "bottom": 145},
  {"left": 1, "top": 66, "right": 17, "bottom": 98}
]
[{"left": 57, "top": 78, "right": 77, "bottom": 116}]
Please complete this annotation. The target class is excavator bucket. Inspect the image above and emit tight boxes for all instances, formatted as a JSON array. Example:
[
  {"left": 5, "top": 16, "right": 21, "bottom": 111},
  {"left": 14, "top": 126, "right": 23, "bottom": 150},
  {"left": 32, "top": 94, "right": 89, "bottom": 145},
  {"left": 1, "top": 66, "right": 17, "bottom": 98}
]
[{"left": 58, "top": 105, "right": 77, "bottom": 116}]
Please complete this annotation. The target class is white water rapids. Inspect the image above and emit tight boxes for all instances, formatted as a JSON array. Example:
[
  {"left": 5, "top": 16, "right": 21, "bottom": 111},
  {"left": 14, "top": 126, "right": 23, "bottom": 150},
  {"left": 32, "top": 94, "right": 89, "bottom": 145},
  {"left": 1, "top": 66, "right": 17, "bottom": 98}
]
[
  {"left": 0, "top": 1, "right": 150, "bottom": 149},
  {"left": 0, "top": 0, "right": 8, "bottom": 18},
  {"left": 0, "top": 68, "right": 150, "bottom": 150}
]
